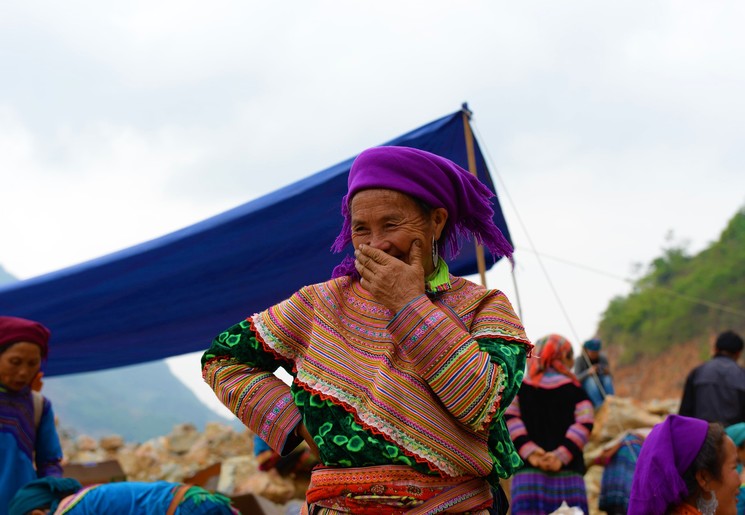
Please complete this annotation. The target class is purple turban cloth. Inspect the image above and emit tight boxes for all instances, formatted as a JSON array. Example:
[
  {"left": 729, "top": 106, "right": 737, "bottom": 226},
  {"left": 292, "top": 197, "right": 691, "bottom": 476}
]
[
  {"left": 331, "top": 146, "right": 512, "bottom": 277},
  {"left": 0, "top": 316, "right": 50, "bottom": 358},
  {"left": 628, "top": 414, "right": 709, "bottom": 514}
]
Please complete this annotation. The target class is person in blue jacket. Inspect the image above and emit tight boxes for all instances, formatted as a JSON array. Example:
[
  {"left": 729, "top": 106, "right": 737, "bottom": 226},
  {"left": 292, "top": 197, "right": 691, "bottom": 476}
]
[
  {"left": 574, "top": 337, "right": 615, "bottom": 408},
  {"left": 8, "top": 477, "right": 239, "bottom": 515},
  {"left": 0, "top": 316, "right": 63, "bottom": 515}
]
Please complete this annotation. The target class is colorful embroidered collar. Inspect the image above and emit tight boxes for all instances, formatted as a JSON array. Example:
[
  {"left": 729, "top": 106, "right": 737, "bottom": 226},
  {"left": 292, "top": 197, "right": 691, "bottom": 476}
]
[{"left": 426, "top": 258, "right": 451, "bottom": 294}]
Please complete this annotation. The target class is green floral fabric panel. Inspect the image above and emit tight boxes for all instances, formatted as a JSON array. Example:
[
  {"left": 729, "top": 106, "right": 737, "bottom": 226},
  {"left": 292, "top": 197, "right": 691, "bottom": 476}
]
[
  {"left": 201, "top": 319, "right": 287, "bottom": 372},
  {"left": 477, "top": 338, "right": 527, "bottom": 482},
  {"left": 292, "top": 386, "right": 425, "bottom": 472}
]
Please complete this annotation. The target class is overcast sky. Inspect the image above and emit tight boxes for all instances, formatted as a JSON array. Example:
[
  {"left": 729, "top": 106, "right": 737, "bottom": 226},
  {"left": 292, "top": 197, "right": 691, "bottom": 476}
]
[{"left": 2, "top": 2, "right": 744, "bottom": 417}]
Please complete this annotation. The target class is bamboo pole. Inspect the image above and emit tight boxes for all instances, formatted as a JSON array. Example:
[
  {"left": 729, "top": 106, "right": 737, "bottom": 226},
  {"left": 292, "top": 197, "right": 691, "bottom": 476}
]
[{"left": 461, "top": 108, "right": 488, "bottom": 287}]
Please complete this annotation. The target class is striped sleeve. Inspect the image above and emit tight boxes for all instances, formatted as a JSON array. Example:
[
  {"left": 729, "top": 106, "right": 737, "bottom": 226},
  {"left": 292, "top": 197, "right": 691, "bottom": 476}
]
[
  {"left": 388, "top": 294, "right": 516, "bottom": 430},
  {"left": 504, "top": 392, "right": 540, "bottom": 459},
  {"left": 201, "top": 319, "right": 302, "bottom": 454},
  {"left": 556, "top": 393, "right": 594, "bottom": 465}
]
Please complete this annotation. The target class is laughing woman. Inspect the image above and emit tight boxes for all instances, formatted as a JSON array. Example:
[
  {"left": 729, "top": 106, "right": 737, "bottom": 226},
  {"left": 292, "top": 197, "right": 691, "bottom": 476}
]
[{"left": 202, "top": 146, "right": 532, "bottom": 514}]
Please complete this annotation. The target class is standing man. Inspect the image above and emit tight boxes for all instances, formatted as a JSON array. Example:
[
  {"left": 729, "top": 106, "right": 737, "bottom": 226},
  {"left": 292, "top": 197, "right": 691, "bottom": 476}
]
[{"left": 679, "top": 330, "right": 745, "bottom": 427}]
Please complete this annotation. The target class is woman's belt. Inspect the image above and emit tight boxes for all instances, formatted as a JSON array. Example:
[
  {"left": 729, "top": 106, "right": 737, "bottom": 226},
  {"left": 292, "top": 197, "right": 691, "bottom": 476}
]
[{"left": 304, "top": 465, "right": 492, "bottom": 514}]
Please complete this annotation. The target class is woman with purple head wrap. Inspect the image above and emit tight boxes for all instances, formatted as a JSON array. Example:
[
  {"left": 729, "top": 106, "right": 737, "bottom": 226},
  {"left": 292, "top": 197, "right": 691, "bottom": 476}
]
[
  {"left": 202, "top": 146, "right": 532, "bottom": 514},
  {"left": 629, "top": 414, "right": 740, "bottom": 514}
]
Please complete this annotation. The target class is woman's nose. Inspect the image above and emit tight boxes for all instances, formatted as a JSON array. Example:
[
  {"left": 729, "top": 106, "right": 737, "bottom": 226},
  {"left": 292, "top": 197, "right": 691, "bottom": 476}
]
[
  {"left": 18, "top": 367, "right": 35, "bottom": 380},
  {"left": 368, "top": 232, "right": 391, "bottom": 251}
]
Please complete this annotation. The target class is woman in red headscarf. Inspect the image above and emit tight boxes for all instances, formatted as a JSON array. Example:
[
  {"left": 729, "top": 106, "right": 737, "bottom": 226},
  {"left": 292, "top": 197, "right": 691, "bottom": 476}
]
[
  {"left": 0, "top": 316, "right": 63, "bottom": 515},
  {"left": 504, "top": 334, "right": 594, "bottom": 514}
]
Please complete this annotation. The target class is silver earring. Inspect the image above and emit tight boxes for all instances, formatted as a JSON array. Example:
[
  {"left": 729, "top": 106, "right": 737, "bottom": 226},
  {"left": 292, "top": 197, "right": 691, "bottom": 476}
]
[
  {"left": 696, "top": 490, "right": 718, "bottom": 515},
  {"left": 431, "top": 237, "right": 439, "bottom": 266}
]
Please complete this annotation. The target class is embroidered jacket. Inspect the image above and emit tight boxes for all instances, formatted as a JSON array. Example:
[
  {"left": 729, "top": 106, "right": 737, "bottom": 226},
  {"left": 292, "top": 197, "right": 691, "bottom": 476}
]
[{"left": 202, "top": 275, "right": 531, "bottom": 483}]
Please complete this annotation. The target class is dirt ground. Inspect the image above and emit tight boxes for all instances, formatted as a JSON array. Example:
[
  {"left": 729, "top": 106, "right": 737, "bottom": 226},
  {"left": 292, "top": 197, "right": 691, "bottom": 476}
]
[{"left": 607, "top": 339, "right": 707, "bottom": 403}]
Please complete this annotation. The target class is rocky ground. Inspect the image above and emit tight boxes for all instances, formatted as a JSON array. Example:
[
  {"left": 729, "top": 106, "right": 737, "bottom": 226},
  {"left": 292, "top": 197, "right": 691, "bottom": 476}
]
[
  {"left": 609, "top": 339, "right": 706, "bottom": 401},
  {"left": 59, "top": 422, "right": 308, "bottom": 513}
]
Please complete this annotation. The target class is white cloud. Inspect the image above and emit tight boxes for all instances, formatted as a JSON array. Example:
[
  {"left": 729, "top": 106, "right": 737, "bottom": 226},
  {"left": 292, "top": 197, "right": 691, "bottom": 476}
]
[{"left": 0, "top": 108, "right": 241, "bottom": 278}]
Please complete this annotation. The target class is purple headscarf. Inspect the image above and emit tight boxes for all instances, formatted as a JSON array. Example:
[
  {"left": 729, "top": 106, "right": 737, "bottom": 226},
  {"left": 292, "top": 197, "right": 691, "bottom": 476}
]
[
  {"left": 628, "top": 414, "right": 709, "bottom": 514},
  {"left": 331, "top": 146, "right": 513, "bottom": 278}
]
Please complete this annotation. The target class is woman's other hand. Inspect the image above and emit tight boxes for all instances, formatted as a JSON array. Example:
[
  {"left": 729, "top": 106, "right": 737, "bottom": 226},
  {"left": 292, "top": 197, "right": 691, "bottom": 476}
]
[
  {"left": 31, "top": 371, "right": 44, "bottom": 392},
  {"left": 538, "top": 451, "right": 563, "bottom": 472},
  {"left": 526, "top": 448, "right": 546, "bottom": 468}
]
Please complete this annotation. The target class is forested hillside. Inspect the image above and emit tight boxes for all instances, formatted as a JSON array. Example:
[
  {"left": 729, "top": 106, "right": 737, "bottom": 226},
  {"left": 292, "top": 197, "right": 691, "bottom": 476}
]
[{"left": 599, "top": 206, "right": 745, "bottom": 364}]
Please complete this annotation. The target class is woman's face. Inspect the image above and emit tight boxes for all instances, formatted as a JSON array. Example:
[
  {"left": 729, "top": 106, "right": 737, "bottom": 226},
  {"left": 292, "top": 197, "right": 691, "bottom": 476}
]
[
  {"left": 710, "top": 436, "right": 741, "bottom": 515},
  {"left": 349, "top": 189, "right": 447, "bottom": 275},
  {"left": 0, "top": 342, "right": 42, "bottom": 392},
  {"left": 562, "top": 350, "right": 575, "bottom": 369}
]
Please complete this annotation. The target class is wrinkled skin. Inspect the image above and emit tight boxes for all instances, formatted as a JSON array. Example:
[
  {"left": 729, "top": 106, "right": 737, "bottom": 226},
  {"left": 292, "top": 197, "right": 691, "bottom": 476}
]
[{"left": 350, "top": 188, "right": 448, "bottom": 313}]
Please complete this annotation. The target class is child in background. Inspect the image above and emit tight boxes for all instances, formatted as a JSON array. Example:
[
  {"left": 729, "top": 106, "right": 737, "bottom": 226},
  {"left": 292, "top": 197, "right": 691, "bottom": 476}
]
[{"left": 9, "top": 477, "right": 239, "bottom": 515}]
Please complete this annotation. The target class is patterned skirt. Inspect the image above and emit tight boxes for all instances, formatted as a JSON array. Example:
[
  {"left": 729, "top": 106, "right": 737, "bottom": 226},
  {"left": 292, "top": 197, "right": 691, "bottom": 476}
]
[
  {"left": 509, "top": 468, "right": 588, "bottom": 515},
  {"left": 599, "top": 434, "right": 643, "bottom": 513}
]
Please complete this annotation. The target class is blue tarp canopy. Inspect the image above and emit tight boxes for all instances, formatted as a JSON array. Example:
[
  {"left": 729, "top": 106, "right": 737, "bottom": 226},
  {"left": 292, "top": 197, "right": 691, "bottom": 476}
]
[{"left": 0, "top": 107, "right": 512, "bottom": 376}]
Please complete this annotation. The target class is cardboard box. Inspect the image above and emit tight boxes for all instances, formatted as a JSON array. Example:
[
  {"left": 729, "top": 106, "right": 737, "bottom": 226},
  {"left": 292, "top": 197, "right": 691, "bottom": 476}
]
[
  {"left": 63, "top": 460, "right": 127, "bottom": 485},
  {"left": 229, "top": 493, "right": 288, "bottom": 515},
  {"left": 183, "top": 462, "right": 222, "bottom": 490}
]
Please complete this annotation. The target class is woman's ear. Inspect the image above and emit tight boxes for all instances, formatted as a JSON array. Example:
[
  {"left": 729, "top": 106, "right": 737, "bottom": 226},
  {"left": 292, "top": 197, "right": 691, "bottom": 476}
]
[
  {"left": 432, "top": 208, "right": 448, "bottom": 240},
  {"left": 695, "top": 468, "right": 711, "bottom": 492}
]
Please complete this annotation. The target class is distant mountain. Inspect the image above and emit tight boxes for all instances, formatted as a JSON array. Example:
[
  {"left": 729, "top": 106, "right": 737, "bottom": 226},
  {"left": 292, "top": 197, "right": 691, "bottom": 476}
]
[
  {"left": 0, "top": 263, "right": 244, "bottom": 442},
  {"left": 0, "top": 264, "right": 15, "bottom": 285},
  {"left": 43, "top": 360, "right": 244, "bottom": 442}
]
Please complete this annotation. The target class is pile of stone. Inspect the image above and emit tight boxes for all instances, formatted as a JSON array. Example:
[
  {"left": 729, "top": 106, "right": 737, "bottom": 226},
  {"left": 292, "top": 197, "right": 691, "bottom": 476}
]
[{"left": 59, "top": 421, "right": 308, "bottom": 505}]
